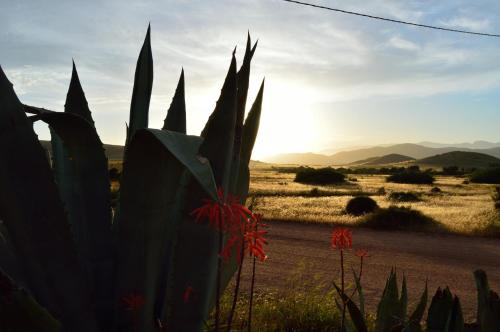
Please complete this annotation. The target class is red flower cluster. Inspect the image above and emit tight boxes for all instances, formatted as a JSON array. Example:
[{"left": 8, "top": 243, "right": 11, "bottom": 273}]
[
  {"left": 122, "top": 293, "right": 145, "bottom": 311},
  {"left": 355, "top": 249, "right": 369, "bottom": 258},
  {"left": 331, "top": 227, "right": 352, "bottom": 250},
  {"left": 191, "top": 188, "right": 268, "bottom": 262}
]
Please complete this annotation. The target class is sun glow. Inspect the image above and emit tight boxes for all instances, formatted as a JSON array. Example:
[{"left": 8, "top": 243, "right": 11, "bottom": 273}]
[{"left": 250, "top": 80, "right": 322, "bottom": 160}]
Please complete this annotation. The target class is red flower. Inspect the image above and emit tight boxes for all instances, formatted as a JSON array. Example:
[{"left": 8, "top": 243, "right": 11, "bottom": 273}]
[
  {"left": 183, "top": 286, "right": 194, "bottom": 303},
  {"left": 191, "top": 188, "right": 254, "bottom": 232},
  {"left": 355, "top": 249, "right": 369, "bottom": 258},
  {"left": 331, "top": 227, "right": 352, "bottom": 250},
  {"left": 122, "top": 293, "right": 145, "bottom": 311},
  {"left": 191, "top": 189, "right": 268, "bottom": 262}
]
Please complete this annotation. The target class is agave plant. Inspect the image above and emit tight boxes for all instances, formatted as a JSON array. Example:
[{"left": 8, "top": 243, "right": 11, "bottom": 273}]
[{"left": 0, "top": 26, "right": 263, "bottom": 332}]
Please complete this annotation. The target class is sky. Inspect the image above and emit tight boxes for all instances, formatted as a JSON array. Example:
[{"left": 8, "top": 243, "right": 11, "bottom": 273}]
[{"left": 1, "top": 0, "right": 500, "bottom": 159}]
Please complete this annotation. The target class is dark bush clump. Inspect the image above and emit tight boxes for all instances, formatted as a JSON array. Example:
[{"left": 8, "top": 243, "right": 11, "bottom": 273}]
[
  {"left": 430, "top": 187, "right": 442, "bottom": 193},
  {"left": 109, "top": 167, "right": 121, "bottom": 181},
  {"left": 294, "top": 167, "right": 345, "bottom": 185},
  {"left": 376, "top": 187, "right": 386, "bottom": 195},
  {"left": 346, "top": 196, "right": 378, "bottom": 216},
  {"left": 360, "top": 206, "right": 437, "bottom": 230},
  {"left": 470, "top": 167, "right": 500, "bottom": 184},
  {"left": 386, "top": 170, "right": 434, "bottom": 184},
  {"left": 388, "top": 191, "right": 421, "bottom": 202}
]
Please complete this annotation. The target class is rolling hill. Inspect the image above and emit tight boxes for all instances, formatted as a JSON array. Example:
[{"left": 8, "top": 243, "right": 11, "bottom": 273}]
[
  {"left": 350, "top": 153, "right": 415, "bottom": 166},
  {"left": 40, "top": 140, "right": 124, "bottom": 160},
  {"left": 417, "top": 151, "right": 500, "bottom": 168},
  {"left": 266, "top": 144, "right": 500, "bottom": 165}
]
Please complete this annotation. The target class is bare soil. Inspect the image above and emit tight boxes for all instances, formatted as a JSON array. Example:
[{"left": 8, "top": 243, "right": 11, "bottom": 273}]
[{"left": 239, "top": 221, "right": 500, "bottom": 321}]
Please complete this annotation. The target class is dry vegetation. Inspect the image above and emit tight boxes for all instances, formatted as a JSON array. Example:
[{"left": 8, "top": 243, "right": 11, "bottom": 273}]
[{"left": 249, "top": 163, "right": 500, "bottom": 236}]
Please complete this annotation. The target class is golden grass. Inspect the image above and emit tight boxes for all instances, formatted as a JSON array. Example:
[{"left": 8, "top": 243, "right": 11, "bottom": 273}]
[{"left": 250, "top": 165, "right": 500, "bottom": 236}]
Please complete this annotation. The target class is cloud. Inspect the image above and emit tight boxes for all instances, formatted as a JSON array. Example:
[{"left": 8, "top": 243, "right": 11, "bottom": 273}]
[
  {"left": 388, "top": 35, "right": 420, "bottom": 51},
  {"left": 439, "top": 17, "right": 491, "bottom": 31}
]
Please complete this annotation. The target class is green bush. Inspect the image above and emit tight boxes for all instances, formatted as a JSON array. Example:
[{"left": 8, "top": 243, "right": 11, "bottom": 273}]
[
  {"left": 470, "top": 167, "right": 500, "bottom": 184},
  {"left": 387, "top": 171, "right": 434, "bottom": 184},
  {"left": 388, "top": 191, "right": 421, "bottom": 202},
  {"left": 294, "top": 167, "right": 345, "bottom": 185},
  {"left": 360, "top": 206, "right": 437, "bottom": 230},
  {"left": 346, "top": 196, "right": 378, "bottom": 216}
]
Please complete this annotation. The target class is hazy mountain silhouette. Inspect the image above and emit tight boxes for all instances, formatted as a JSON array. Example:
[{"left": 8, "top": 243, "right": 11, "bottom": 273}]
[
  {"left": 350, "top": 153, "right": 415, "bottom": 166},
  {"left": 40, "top": 140, "right": 124, "bottom": 160},
  {"left": 266, "top": 143, "right": 500, "bottom": 165}
]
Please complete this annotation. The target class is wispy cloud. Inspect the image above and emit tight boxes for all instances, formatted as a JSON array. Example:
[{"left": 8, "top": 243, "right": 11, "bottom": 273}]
[{"left": 1, "top": 0, "right": 500, "bottom": 157}]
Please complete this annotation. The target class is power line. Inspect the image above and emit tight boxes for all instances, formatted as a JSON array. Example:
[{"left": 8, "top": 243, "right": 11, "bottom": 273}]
[{"left": 280, "top": 0, "right": 500, "bottom": 38}]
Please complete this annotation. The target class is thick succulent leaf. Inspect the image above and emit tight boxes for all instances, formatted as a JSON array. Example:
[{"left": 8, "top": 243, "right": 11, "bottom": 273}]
[
  {"left": 400, "top": 275, "right": 408, "bottom": 320},
  {"left": 236, "top": 79, "right": 264, "bottom": 199},
  {"left": 113, "top": 129, "right": 217, "bottom": 331},
  {"left": 409, "top": 281, "right": 427, "bottom": 326},
  {"left": 34, "top": 106, "right": 113, "bottom": 331},
  {"left": 353, "top": 269, "right": 366, "bottom": 319},
  {"left": 162, "top": 69, "right": 186, "bottom": 133},
  {"left": 426, "top": 287, "right": 453, "bottom": 331},
  {"left": 126, "top": 24, "right": 153, "bottom": 147},
  {"left": 0, "top": 270, "right": 60, "bottom": 332},
  {"left": 376, "top": 270, "right": 401, "bottom": 332},
  {"left": 0, "top": 66, "right": 98, "bottom": 331},
  {"left": 0, "top": 223, "right": 25, "bottom": 290},
  {"left": 66, "top": 61, "right": 94, "bottom": 124},
  {"left": 333, "top": 282, "right": 368, "bottom": 332},
  {"left": 474, "top": 269, "right": 500, "bottom": 330},
  {"left": 474, "top": 269, "right": 489, "bottom": 325},
  {"left": 199, "top": 54, "right": 238, "bottom": 192},
  {"left": 445, "top": 296, "right": 464, "bottom": 332},
  {"left": 229, "top": 33, "right": 258, "bottom": 194}
]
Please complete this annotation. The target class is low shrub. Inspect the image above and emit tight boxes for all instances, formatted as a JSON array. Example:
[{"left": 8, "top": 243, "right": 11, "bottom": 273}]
[
  {"left": 360, "top": 206, "right": 438, "bottom": 230},
  {"left": 376, "top": 187, "right": 386, "bottom": 195},
  {"left": 470, "top": 167, "right": 500, "bottom": 184},
  {"left": 430, "top": 186, "right": 442, "bottom": 193},
  {"left": 346, "top": 196, "right": 378, "bottom": 216},
  {"left": 294, "top": 167, "right": 345, "bottom": 185},
  {"left": 387, "top": 171, "right": 434, "bottom": 184},
  {"left": 388, "top": 191, "right": 421, "bottom": 202}
]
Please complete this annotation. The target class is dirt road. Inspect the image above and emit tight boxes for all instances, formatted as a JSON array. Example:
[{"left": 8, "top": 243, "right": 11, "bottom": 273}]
[{"left": 239, "top": 221, "right": 500, "bottom": 321}]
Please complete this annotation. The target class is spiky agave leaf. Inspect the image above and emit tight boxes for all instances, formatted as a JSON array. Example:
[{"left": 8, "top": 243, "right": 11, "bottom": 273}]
[
  {"left": 0, "top": 270, "right": 61, "bottom": 332},
  {"left": 375, "top": 269, "right": 401, "bottom": 332},
  {"left": 0, "top": 66, "right": 99, "bottom": 331},
  {"left": 167, "top": 55, "right": 239, "bottom": 331},
  {"left": 113, "top": 129, "right": 217, "bottom": 331},
  {"left": 162, "top": 69, "right": 186, "bottom": 133},
  {"left": 126, "top": 24, "right": 153, "bottom": 147},
  {"left": 426, "top": 287, "right": 454, "bottom": 331},
  {"left": 235, "top": 78, "right": 264, "bottom": 199},
  {"left": 31, "top": 104, "right": 114, "bottom": 330},
  {"left": 228, "top": 33, "right": 258, "bottom": 194}
]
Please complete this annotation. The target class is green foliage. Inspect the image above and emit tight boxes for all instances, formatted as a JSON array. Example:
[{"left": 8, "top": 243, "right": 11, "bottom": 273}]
[
  {"left": 345, "top": 196, "right": 378, "bottom": 216},
  {"left": 294, "top": 167, "right": 345, "bottom": 185},
  {"left": 388, "top": 191, "right": 421, "bottom": 202},
  {"left": 0, "top": 27, "right": 263, "bottom": 332},
  {"left": 387, "top": 170, "right": 435, "bottom": 184},
  {"left": 360, "top": 206, "right": 438, "bottom": 231},
  {"left": 469, "top": 167, "right": 500, "bottom": 184}
]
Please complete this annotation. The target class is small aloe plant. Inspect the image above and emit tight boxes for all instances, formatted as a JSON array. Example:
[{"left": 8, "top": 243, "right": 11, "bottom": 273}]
[
  {"left": 329, "top": 229, "right": 499, "bottom": 332},
  {"left": 0, "top": 26, "right": 263, "bottom": 332}
]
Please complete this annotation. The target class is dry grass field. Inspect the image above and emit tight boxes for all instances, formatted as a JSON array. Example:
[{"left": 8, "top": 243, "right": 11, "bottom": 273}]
[{"left": 249, "top": 163, "right": 500, "bottom": 236}]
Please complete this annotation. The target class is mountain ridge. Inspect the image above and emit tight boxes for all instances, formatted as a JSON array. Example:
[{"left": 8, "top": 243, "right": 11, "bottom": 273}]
[{"left": 266, "top": 143, "right": 500, "bottom": 165}]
